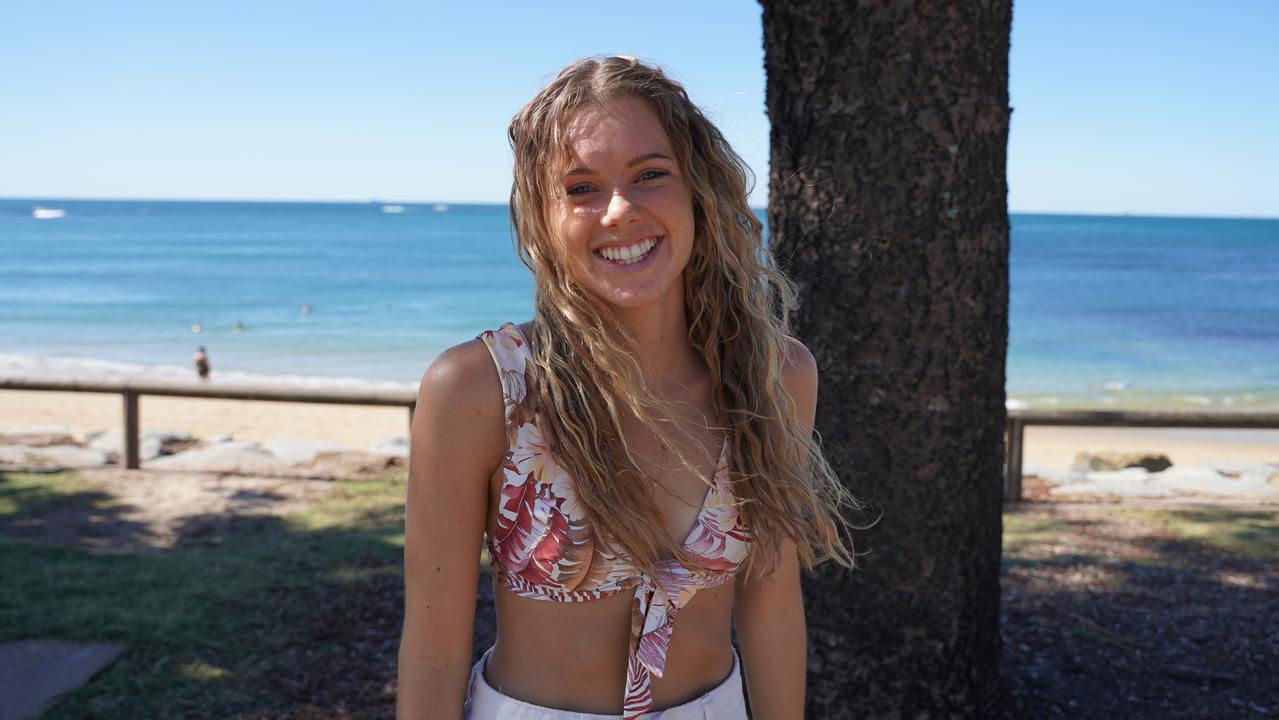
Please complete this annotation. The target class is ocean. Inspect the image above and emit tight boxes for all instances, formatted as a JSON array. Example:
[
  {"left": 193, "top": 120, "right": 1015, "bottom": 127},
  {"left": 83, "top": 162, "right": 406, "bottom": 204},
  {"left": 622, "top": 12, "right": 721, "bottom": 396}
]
[{"left": 2, "top": 199, "right": 1277, "bottom": 410}]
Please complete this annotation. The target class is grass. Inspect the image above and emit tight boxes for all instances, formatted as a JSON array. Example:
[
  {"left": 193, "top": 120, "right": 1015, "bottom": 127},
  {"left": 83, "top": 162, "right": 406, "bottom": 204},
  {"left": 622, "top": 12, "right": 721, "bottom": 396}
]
[
  {"left": 1001, "top": 512, "right": 1073, "bottom": 557},
  {"left": 4, "top": 468, "right": 1275, "bottom": 717},
  {"left": 1115, "top": 507, "right": 1279, "bottom": 563},
  {"left": 0, "top": 468, "right": 412, "bottom": 719}
]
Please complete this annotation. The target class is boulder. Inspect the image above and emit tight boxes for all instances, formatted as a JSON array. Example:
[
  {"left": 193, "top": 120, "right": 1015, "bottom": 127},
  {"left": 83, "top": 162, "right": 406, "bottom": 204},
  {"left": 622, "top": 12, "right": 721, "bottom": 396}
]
[
  {"left": 147, "top": 443, "right": 287, "bottom": 474},
  {"left": 261, "top": 437, "right": 348, "bottom": 466},
  {"left": 0, "top": 430, "right": 79, "bottom": 448},
  {"left": 1070, "top": 451, "right": 1173, "bottom": 473},
  {"left": 0, "top": 444, "right": 109, "bottom": 469},
  {"left": 370, "top": 436, "right": 409, "bottom": 458},
  {"left": 1147, "top": 465, "right": 1279, "bottom": 497},
  {"left": 87, "top": 430, "right": 163, "bottom": 460},
  {"left": 305, "top": 451, "right": 400, "bottom": 479}
]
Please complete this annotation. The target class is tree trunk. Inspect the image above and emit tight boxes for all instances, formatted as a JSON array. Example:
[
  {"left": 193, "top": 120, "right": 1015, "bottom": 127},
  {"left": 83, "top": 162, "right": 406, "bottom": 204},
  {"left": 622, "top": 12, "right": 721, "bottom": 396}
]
[{"left": 760, "top": 1, "right": 1011, "bottom": 717}]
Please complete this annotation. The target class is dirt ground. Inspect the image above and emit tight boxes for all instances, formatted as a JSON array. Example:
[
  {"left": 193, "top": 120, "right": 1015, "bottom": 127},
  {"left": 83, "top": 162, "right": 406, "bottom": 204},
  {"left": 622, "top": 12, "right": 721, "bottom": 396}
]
[
  {"left": 4, "top": 468, "right": 1277, "bottom": 718},
  {"left": 0, "top": 466, "right": 343, "bottom": 554}
]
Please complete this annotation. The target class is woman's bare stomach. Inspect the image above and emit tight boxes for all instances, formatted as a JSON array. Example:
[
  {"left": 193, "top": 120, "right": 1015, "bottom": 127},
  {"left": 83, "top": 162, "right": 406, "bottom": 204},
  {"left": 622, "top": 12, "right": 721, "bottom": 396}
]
[{"left": 484, "top": 578, "right": 738, "bottom": 714}]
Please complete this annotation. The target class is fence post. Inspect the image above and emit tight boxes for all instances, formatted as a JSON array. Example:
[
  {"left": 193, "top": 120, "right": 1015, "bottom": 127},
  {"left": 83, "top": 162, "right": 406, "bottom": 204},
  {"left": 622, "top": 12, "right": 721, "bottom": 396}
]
[
  {"left": 123, "top": 390, "right": 140, "bottom": 470},
  {"left": 1005, "top": 418, "right": 1025, "bottom": 502}
]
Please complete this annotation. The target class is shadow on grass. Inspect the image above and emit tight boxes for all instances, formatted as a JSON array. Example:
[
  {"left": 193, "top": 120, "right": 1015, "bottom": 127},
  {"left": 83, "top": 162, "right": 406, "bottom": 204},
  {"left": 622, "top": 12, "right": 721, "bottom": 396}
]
[
  {"left": 0, "top": 468, "right": 496, "bottom": 720},
  {"left": 0, "top": 470, "right": 161, "bottom": 549},
  {"left": 999, "top": 505, "right": 1279, "bottom": 718}
]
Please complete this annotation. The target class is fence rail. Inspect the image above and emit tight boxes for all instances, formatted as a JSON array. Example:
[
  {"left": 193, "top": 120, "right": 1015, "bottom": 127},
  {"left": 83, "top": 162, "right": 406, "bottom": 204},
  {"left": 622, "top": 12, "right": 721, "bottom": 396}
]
[
  {"left": 5, "top": 380, "right": 1277, "bottom": 497},
  {"left": 0, "top": 378, "right": 417, "bottom": 469},
  {"left": 1003, "top": 409, "right": 1279, "bottom": 501}
]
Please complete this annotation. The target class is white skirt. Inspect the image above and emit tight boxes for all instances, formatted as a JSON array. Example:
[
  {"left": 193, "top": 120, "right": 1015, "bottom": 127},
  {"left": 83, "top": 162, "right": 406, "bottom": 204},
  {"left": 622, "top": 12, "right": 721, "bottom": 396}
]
[{"left": 462, "top": 645, "right": 749, "bottom": 719}]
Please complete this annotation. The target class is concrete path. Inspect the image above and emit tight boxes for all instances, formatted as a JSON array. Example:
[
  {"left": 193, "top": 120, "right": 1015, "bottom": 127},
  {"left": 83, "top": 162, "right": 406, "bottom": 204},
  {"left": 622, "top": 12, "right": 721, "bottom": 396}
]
[{"left": 0, "top": 640, "right": 125, "bottom": 720}]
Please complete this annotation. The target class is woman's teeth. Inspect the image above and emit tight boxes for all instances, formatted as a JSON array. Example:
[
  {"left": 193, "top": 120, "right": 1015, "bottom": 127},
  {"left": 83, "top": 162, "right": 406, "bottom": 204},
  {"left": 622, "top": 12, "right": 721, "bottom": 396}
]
[{"left": 597, "top": 236, "right": 658, "bottom": 265}]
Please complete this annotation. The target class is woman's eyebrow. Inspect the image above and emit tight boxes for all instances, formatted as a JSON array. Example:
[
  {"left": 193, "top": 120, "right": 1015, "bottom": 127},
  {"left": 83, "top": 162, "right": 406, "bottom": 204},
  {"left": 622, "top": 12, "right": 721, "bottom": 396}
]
[{"left": 565, "top": 152, "right": 674, "bottom": 177}]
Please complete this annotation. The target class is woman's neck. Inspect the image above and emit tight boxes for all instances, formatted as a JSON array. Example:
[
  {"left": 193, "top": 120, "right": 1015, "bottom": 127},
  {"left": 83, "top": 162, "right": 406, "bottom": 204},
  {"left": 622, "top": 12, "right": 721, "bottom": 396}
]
[{"left": 611, "top": 288, "right": 703, "bottom": 394}]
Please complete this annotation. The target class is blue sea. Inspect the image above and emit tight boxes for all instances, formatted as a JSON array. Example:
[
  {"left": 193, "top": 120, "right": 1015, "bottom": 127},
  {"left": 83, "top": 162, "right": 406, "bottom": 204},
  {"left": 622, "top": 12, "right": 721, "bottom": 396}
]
[{"left": 2, "top": 199, "right": 1277, "bottom": 410}]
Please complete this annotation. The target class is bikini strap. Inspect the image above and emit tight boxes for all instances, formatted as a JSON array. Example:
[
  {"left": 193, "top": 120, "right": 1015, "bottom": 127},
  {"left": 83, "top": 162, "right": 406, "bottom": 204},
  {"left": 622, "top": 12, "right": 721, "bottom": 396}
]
[{"left": 476, "top": 322, "right": 535, "bottom": 426}]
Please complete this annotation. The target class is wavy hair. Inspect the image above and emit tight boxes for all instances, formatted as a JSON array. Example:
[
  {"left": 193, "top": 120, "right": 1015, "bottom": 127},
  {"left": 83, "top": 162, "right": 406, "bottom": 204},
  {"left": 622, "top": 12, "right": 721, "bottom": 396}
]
[{"left": 506, "top": 55, "right": 864, "bottom": 581}]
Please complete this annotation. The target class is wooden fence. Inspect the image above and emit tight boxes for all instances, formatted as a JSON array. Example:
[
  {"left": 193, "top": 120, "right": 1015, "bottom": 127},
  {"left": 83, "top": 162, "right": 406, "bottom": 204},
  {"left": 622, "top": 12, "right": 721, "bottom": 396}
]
[
  {"left": 1003, "top": 408, "right": 1279, "bottom": 501},
  {"left": 0, "top": 378, "right": 416, "bottom": 469},
  {"left": 4, "top": 380, "right": 1277, "bottom": 500}
]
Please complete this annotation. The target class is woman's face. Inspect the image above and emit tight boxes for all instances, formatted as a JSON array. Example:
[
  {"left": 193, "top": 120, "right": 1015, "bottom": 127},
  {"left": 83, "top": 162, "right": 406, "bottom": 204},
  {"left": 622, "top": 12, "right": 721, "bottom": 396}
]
[{"left": 550, "top": 95, "right": 696, "bottom": 313}]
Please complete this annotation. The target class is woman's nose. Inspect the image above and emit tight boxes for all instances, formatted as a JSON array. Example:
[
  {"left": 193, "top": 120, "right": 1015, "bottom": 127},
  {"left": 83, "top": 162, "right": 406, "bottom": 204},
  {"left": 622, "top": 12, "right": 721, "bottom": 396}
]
[{"left": 602, "top": 188, "right": 640, "bottom": 228}]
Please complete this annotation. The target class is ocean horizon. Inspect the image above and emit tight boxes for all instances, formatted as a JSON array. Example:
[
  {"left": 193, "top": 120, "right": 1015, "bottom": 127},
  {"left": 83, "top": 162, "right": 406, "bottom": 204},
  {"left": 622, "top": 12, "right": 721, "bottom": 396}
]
[{"left": 3, "top": 198, "right": 1277, "bottom": 411}]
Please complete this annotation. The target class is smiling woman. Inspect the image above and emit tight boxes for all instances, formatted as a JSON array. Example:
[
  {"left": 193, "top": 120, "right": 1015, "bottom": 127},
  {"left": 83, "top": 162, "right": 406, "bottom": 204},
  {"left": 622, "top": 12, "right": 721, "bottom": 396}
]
[{"left": 397, "top": 55, "right": 865, "bottom": 720}]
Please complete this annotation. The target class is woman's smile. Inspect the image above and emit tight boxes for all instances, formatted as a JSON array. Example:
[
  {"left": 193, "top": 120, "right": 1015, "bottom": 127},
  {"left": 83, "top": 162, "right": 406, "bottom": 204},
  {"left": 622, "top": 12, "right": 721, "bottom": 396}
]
[
  {"left": 593, "top": 234, "right": 663, "bottom": 270},
  {"left": 553, "top": 95, "right": 695, "bottom": 311}
]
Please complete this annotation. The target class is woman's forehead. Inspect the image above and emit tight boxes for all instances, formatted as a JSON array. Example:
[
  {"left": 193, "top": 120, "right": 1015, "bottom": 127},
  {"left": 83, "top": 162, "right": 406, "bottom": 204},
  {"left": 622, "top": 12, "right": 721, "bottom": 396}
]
[{"left": 557, "top": 98, "right": 673, "bottom": 169}]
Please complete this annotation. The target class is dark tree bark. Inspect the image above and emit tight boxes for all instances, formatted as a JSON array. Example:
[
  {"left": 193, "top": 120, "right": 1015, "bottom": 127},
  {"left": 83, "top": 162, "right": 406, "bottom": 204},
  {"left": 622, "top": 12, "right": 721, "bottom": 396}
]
[{"left": 760, "top": 1, "right": 1011, "bottom": 717}]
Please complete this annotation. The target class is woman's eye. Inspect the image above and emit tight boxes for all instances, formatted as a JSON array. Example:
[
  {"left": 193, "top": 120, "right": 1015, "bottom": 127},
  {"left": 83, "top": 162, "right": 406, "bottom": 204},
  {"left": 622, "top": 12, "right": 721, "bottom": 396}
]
[
  {"left": 566, "top": 184, "right": 594, "bottom": 196},
  {"left": 638, "top": 169, "right": 668, "bottom": 182}
]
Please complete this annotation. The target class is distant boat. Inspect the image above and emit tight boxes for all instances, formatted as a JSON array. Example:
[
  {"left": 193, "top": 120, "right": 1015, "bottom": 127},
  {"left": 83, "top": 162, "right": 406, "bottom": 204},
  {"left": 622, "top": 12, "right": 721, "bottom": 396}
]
[
  {"left": 32, "top": 207, "right": 66, "bottom": 219},
  {"left": 433, "top": 204, "right": 449, "bottom": 213},
  {"left": 381, "top": 205, "right": 405, "bottom": 214}
]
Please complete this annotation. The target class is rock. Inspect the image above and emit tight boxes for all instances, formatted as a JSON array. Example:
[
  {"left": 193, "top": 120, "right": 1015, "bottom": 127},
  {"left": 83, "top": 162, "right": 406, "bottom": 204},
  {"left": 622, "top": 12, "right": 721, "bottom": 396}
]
[
  {"left": 1049, "top": 481, "right": 1174, "bottom": 498},
  {"left": 0, "top": 639, "right": 127, "bottom": 720},
  {"left": 147, "top": 443, "right": 287, "bottom": 474},
  {"left": 145, "top": 429, "right": 193, "bottom": 443},
  {"left": 0, "top": 431, "right": 79, "bottom": 448},
  {"left": 1070, "top": 452, "right": 1173, "bottom": 473},
  {"left": 370, "top": 436, "right": 409, "bottom": 458},
  {"left": 1023, "top": 461, "right": 1085, "bottom": 485},
  {"left": 1147, "top": 465, "right": 1278, "bottom": 497},
  {"left": 261, "top": 437, "right": 349, "bottom": 466},
  {"left": 203, "top": 434, "right": 233, "bottom": 444},
  {"left": 86, "top": 430, "right": 163, "bottom": 461},
  {"left": 1083, "top": 467, "right": 1152, "bottom": 484},
  {"left": 305, "top": 450, "right": 400, "bottom": 479},
  {"left": 0, "top": 444, "right": 109, "bottom": 469}
]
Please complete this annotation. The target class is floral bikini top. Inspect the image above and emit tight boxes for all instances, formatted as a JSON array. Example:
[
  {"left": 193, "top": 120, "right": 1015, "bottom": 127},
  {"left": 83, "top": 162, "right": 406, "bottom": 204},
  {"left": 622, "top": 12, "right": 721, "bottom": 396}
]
[{"left": 477, "top": 322, "right": 752, "bottom": 719}]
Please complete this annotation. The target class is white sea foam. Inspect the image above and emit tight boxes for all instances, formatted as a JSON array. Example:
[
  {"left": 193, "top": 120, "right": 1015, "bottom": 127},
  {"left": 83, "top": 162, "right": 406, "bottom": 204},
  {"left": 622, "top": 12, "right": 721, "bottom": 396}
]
[{"left": 0, "top": 352, "right": 417, "bottom": 392}]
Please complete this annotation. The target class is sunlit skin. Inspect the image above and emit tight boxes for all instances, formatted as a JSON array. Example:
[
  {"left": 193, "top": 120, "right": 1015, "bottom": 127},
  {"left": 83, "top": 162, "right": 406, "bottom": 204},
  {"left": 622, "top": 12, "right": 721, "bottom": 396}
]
[{"left": 553, "top": 96, "right": 697, "bottom": 346}]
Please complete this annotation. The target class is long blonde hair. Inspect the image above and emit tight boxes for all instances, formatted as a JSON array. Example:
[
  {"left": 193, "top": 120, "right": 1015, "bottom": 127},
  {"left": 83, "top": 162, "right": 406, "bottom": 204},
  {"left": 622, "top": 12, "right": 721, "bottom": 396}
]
[{"left": 507, "top": 55, "right": 863, "bottom": 581}]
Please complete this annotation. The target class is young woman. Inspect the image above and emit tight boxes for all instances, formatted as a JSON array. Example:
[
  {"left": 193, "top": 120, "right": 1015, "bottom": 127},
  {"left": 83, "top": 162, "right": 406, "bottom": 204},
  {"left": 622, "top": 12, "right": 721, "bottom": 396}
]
[{"left": 398, "top": 56, "right": 861, "bottom": 719}]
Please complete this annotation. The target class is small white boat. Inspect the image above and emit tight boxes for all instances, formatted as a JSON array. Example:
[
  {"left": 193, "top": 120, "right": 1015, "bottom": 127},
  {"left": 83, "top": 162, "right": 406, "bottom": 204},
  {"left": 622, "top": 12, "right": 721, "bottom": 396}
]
[
  {"left": 433, "top": 203, "right": 449, "bottom": 213},
  {"left": 32, "top": 207, "right": 66, "bottom": 219},
  {"left": 381, "top": 205, "right": 405, "bottom": 214}
]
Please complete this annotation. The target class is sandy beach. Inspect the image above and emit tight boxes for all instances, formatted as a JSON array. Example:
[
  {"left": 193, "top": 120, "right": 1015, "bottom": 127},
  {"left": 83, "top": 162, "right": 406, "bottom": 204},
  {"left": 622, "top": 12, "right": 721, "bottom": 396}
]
[
  {"left": 0, "top": 389, "right": 409, "bottom": 452},
  {"left": 3, "top": 389, "right": 1278, "bottom": 469}
]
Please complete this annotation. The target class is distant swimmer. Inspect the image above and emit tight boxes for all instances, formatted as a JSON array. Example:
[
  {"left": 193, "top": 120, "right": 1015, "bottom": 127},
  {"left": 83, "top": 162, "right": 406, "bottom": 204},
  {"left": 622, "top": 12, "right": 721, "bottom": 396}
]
[
  {"left": 193, "top": 346, "right": 210, "bottom": 382},
  {"left": 301, "top": 304, "right": 313, "bottom": 315},
  {"left": 234, "top": 320, "right": 245, "bottom": 333},
  {"left": 192, "top": 322, "right": 203, "bottom": 334}
]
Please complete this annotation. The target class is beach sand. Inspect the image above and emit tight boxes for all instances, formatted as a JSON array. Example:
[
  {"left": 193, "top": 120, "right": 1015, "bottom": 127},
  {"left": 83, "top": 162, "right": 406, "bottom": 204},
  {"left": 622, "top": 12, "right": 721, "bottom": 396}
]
[
  {"left": 0, "top": 389, "right": 409, "bottom": 451},
  {"left": 3, "top": 389, "right": 1278, "bottom": 468}
]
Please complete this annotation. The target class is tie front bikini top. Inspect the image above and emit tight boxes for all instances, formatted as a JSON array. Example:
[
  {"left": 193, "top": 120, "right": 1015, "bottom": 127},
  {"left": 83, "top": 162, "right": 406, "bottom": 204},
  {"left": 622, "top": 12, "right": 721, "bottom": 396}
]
[{"left": 477, "top": 322, "right": 752, "bottom": 719}]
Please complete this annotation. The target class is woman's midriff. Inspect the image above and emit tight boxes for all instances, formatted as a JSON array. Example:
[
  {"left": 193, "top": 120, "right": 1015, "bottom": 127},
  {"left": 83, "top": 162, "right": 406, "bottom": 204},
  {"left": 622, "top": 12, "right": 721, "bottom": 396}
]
[{"left": 485, "top": 579, "right": 738, "bottom": 714}]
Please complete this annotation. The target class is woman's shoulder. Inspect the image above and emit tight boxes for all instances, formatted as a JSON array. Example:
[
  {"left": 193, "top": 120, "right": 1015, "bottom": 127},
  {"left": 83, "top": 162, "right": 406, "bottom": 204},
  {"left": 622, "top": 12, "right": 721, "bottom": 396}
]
[
  {"left": 415, "top": 321, "right": 531, "bottom": 421},
  {"left": 779, "top": 335, "right": 818, "bottom": 383}
]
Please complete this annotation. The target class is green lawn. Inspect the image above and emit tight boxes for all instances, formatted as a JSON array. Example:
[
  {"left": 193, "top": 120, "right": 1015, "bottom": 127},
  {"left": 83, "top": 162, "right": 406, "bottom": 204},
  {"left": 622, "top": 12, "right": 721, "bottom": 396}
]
[
  {"left": 4, "top": 469, "right": 1275, "bottom": 717},
  {"left": 0, "top": 469, "right": 411, "bottom": 719}
]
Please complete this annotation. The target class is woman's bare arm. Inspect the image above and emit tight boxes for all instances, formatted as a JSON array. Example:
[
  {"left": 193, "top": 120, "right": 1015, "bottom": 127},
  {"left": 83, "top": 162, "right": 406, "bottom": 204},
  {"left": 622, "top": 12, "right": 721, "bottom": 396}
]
[
  {"left": 397, "top": 340, "right": 506, "bottom": 719},
  {"left": 734, "top": 337, "right": 818, "bottom": 718}
]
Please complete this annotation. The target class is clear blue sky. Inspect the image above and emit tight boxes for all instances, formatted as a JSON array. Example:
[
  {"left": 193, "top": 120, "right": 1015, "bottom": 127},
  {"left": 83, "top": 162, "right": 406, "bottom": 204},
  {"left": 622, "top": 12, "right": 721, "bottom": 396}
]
[{"left": 2, "top": 1, "right": 1275, "bottom": 217}]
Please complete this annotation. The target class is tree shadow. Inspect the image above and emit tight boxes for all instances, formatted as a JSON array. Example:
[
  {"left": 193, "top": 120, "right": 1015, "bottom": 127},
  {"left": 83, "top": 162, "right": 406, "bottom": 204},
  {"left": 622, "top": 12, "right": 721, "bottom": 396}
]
[
  {"left": 0, "top": 470, "right": 498, "bottom": 719},
  {"left": 0, "top": 470, "right": 160, "bottom": 550},
  {"left": 999, "top": 508, "right": 1279, "bottom": 719}
]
